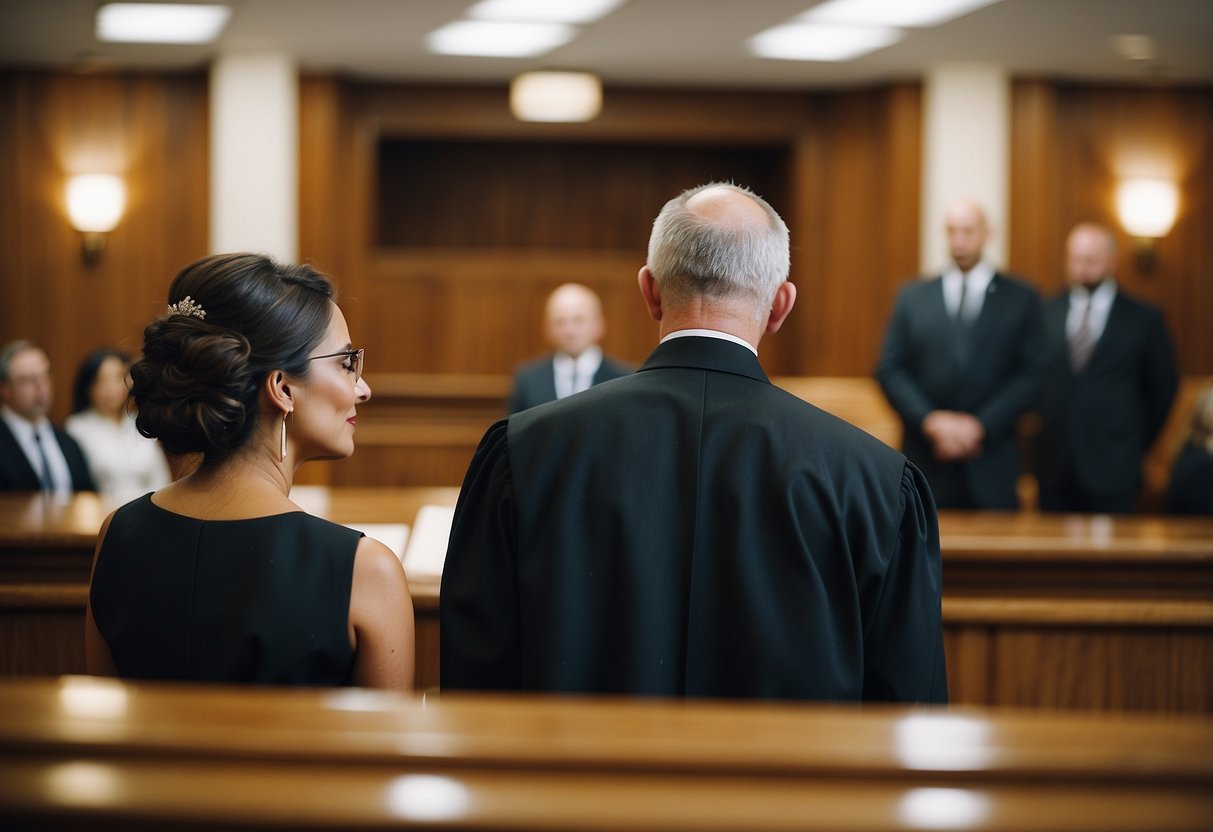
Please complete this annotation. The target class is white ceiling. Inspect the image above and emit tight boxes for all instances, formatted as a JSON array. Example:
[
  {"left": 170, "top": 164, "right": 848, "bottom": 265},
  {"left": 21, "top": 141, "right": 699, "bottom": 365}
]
[{"left": 1, "top": 0, "right": 1211, "bottom": 89}]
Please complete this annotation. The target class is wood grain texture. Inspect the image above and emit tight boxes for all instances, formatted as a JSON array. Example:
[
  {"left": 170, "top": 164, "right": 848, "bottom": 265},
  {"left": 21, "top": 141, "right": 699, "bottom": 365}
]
[
  {"left": 1009, "top": 80, "right": 1213, "bottom": 375},
  {"left": 0, "top": 676, "right": 1211, "bottom": 830},
  {"left": 0, "top": 70, "right": 210, "bottom": 424}
]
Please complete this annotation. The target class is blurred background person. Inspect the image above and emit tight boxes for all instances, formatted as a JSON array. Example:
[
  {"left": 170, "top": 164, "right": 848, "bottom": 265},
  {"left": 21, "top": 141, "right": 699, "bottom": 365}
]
[
  {"left": 1034, "top": 222, "right": 1178, "bottom": 513},
  {"left": 0, "top": 339, "right": 96, "bottom": 493},
  {"left": 85, "top": 253, "right": 413, "bottom": 690},
  {"left": 876, "top": 199, "right": 1046, "bottom": 510},
  {"left": 1166, "top": 385, "right": 1213, "bottom": 515},
  {"left": 66, "top": 348, "right": 172, "bottom": 503},
  {"left": 508, "top": 282, "right": 631, "bottom": 413}
]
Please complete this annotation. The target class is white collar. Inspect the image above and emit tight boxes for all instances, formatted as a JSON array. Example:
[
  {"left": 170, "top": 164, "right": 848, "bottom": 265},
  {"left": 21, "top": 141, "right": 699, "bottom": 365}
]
[{"left": 660, "top": 329, "right": 758, "bottom": 356}]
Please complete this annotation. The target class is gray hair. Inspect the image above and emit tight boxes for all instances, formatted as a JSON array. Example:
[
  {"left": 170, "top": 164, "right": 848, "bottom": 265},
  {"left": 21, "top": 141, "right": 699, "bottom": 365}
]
[
  {"left": 647, "top": 182, "right": 790, "bottom": 308},
  {"left": 0, "top": 340, "right": 41, "bottom": 383}
]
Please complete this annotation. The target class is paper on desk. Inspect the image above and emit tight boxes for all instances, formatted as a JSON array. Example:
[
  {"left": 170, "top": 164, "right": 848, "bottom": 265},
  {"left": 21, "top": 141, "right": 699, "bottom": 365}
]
[
  {"left": 401, "top": 504, "right": 455, "bottom": 576},
  {"left": 342, "top": 523, "right": 410, "bottom": 563}
]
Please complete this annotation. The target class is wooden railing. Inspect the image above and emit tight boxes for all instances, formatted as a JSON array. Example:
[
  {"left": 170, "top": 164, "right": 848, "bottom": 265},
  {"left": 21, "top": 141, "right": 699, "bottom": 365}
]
[{"left": 0, "top": 675, "right": 1211, "bottom": 830}]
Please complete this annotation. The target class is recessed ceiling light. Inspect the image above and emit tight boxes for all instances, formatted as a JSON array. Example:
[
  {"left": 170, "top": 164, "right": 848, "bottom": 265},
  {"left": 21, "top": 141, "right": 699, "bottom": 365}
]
[
  {"left": 96, "top": 3, "right": 232, "bottom": 44},
  {"left": 1113, "top": 34, "right": 1156, "bottom": 62},
  {"left": 510, "top": 71, "right": 602, "bottom": 122},
  {"left": 749, "top": 23, "right": 903, "bottom": 62},
  {"left": 467, "top": 0, "right": 625, "bottom": 24},
  {"left": 802, "top": 0, "right": 1001, "bottom": 28},
  {"left": 426, "top": 20, "right": 576, "bottom": 58}
]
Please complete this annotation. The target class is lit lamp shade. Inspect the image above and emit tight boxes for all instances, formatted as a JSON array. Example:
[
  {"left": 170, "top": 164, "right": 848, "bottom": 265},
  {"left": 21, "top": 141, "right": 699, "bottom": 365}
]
[
  {"left": 510, "top": 71, "right": 602, "bottom": 122},
  {"left": 1116, "top": 178, "right": 1178, "bottom": 238},
  {"left": 66, "top": 174, "right": 126, "bottom": 233}
]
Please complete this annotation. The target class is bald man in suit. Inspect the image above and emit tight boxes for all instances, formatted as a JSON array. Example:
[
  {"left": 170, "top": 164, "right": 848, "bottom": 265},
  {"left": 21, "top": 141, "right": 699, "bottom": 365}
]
[
  {"left": 1035, "top": 222, "right": 1178, "bottom": 513},
  {"left": 508, "top": 283, "right": 631, "bottom": 413},
  {"left": 442, "top": 182, "right": 946, "bottom": 703},
  {"left": 876, "top": 199, "right": 1047, "bottom": 510}
]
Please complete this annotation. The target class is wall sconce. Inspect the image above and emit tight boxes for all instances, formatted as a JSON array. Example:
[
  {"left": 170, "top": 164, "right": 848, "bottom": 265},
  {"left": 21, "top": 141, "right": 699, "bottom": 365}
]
[
  {"left": 510, "top": 71, "right": 602, "bottom": 122},
  {"left": 1116, "top": 178, "right": 1178, "bottom": 272},
  {"left": 66, "top": 174, "right": 126, "bottom": 265}
]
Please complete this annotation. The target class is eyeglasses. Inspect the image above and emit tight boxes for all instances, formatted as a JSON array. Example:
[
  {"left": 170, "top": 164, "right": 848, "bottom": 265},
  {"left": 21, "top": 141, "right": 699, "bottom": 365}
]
[{"left": 308, "top": 348, "right": 364, "bottom": 384}]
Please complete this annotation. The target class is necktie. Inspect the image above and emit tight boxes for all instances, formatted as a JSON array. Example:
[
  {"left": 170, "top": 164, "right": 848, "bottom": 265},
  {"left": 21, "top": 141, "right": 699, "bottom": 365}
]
[
  {"left": 32, "top": 429, "right": 53, "bottom": 492},
  {"left": 1070, "top": 299, "right": 1095, "bottom": 372},
  {"left": 955, "top": 275, "right": 969, "bottom": 323}
]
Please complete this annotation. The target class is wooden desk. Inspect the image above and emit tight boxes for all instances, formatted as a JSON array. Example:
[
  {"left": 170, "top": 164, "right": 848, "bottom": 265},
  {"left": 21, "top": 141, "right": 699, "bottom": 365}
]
[
  {"left": 3, "top": 491, "right": 1211, "bottom": 712},
  {"left": 0, "top": 676, "right": 1210, "bottom": 831}
]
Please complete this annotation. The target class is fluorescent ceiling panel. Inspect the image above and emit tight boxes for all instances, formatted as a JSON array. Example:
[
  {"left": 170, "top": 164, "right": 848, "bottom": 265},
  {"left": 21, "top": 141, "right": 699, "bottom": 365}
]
[
  {"left": 96, "top": 3, "right": 232, "bottom": 44},
  {"left": 749, "top": 23, "right": 902, "bottom": 62},
  {"left": 802, "top": 0, "right": 1002, "bottom": 28},
  {"left": 426, "top": 20, "right": 575, "bottom": 57},
  {"left": 467, "top": 0, "right": 625, "bottom": 24}
]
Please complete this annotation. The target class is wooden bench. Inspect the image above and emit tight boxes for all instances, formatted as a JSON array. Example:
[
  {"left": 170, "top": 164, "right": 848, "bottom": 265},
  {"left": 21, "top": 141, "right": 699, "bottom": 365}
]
[{"left": 0, "top": 675, "right": 1210, "bottom": 831}]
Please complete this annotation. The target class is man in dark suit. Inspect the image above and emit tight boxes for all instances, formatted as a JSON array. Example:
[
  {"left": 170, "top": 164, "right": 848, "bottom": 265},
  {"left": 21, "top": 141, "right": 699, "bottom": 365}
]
[
  {"left": 1035, "top": 222, "right": 1178, "bottom": 513},
  {"left": 507, "top": 283, "right": 631, "bottom": 413},
  {"left": 0, "top": 340, "right": 96, "bottom": 492},
  {"left": 876, "top": 199, "right": 1046, "bottom": 510},
  {"left": 442, "top": 182, "right": 947, "bottom": 703}
]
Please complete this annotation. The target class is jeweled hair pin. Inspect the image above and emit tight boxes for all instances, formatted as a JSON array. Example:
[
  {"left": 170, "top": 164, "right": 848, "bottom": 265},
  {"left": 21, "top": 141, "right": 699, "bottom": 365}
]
[{"left": 166, "top": 296, "right": 206, "bottom": 320}]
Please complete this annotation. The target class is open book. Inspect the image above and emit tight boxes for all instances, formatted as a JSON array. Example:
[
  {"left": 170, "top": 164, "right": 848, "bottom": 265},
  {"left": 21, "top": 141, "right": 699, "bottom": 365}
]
[{"left": 399, "top": 504, "right": 455, "bottom": 577}]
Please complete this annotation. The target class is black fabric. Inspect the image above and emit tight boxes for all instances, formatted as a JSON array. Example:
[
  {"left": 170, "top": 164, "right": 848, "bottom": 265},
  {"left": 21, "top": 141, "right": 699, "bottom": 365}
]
[
  {"left": 1035, "top": 290, "right": 1179, "bottom": 513},
  {"left": 443, "top": 336, "right": 947, "bottom": 703},
  {"left": 876, "top": 272, "right": 1047, "bottom": 510},
  {"left": 508, "top": 354, "right": 632, "bottom": 413},
  {"left": 90, "top": 494, "right": 361, "bottom": 685},
  {"left": 0, "top": 418, "right": 97, "bottom": 492},
  {"left": 1166, "top": 445, "right": 1213, "bottom": 515}
]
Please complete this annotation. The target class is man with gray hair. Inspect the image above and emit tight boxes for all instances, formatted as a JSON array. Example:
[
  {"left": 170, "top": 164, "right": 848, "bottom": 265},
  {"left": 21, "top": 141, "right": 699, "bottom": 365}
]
[
  {"left": 442, "top": 182, "right": 946, "bottom": 702},
  {"left": 0, "top": 340, "right": 96, "bottom": 492}
]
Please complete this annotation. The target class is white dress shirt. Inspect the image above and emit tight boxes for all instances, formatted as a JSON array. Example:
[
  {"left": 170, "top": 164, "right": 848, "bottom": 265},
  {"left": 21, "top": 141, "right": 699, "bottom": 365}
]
[
  {"left": 553, "top": 346, "right": 604, "bottom": 399},
  {"left": 942, "top": 261, "right": 996, "bottom": 323},
  {"left": 1, "top": 404, "right": 72, "bottom": 492},
  {"left": 65, "top": 409, "right": 171, "bottom": 502}
]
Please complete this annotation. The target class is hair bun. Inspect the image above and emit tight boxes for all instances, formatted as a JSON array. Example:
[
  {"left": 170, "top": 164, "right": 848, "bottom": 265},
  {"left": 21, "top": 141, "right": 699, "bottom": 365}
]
[{"left": 131, "top": 317, "right": 258, "bottom": 459}]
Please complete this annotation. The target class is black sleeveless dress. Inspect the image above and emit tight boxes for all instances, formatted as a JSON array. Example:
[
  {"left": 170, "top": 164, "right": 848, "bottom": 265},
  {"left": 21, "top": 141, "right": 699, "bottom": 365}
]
[{"left": 90, "top": 494, "right": 362, "bottom": 685}]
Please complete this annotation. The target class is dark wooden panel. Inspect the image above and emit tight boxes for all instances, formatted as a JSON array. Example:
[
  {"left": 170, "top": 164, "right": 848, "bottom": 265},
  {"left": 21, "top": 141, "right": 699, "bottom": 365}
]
[
  {"left": 300, "top": 80, "right": 923, "bottom": 379},
  {"left": 0, "top": 70, "right": 210, "bottom": 424}
]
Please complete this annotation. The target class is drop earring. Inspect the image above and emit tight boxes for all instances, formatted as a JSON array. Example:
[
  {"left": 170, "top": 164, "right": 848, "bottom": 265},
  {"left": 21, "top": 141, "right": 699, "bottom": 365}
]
[{"left": 280, "top": 409, "right": 292, "bottom": 462}]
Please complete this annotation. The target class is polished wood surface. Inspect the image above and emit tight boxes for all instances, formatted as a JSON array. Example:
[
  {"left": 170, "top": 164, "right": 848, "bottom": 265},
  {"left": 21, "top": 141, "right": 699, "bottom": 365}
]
[
  {"left": 3, "top": 488, "right": 1211, "bottom": 711},
  {"left": 0, "top": 675, "right": 1211, "bottom": 831}
]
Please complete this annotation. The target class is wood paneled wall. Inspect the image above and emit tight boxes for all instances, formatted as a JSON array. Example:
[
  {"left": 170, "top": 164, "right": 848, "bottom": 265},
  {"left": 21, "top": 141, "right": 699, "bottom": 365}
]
[
  {"left": 0, "top": 71, "right": 210, "bottom": 423},
  {"left": 298, "top": 80, "right": 922, "bottom": 378},
  {"left": 1010, "top": 80, "right": 1213, "bottom": 374}
]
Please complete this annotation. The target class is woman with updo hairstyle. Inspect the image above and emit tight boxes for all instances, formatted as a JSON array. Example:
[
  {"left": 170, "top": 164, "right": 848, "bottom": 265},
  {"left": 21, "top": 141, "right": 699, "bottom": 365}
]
[
  {"left": 85, "top": 253, "right": 414, "bottom": 689},
  {"left": 65, "top": 347, "right": 171, "bottom": 503}
]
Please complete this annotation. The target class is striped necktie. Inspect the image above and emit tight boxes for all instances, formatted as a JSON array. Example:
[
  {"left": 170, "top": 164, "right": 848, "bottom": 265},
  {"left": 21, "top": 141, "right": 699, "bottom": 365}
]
[
  {"left": 1070, "top": 299, "right": 1095, "bottom": 372},
  {"left": 32, "top": 429, "right": 54, "bottom": 492}
]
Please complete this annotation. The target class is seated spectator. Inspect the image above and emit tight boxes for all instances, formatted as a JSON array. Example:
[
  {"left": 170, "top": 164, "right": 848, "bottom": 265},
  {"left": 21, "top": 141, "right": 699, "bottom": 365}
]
[
  {"left": 508, "top": 283, "right": 631, "bottom": 413},
  {"left": 0, "top": 340, "right": 96, "bottom": 493},
  {"left": 1165, "top": 386, "right": 1213, "bottom": 515},
  {"left": 85, "top": 253, "right": 414, "bottom": 689},
  {"left": 66, "top": 348, "right": 172, "bottom": 503}
]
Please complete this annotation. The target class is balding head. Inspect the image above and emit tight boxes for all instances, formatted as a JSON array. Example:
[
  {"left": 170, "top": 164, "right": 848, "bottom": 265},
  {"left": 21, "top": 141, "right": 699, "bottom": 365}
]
[
  {"left": 1065, "top": 222, "right": 1117, "bottom": 290},
  {"left": 944, "top": 198, "right": 990, "bottom": 272},
  {"left": 544, "top": 283, "right": 605, "bottom": 358},
  {"left": 647, "top": 182, "right": 790, "bottom": 309}
]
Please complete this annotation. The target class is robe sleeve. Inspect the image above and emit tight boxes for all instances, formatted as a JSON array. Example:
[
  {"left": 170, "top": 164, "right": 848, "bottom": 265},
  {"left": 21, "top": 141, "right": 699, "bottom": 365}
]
[
  {"left": 861, "top": 460, "right": 948, "bottom": 703},
  {"left": 439, "top": 419, "right": 522, "bottom": 690}
]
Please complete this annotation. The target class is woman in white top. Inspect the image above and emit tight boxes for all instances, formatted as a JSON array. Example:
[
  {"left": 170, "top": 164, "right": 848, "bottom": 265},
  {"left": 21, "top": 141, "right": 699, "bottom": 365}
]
[{"left": 66, "top": 349, "right": 171, "bottom": 503}]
